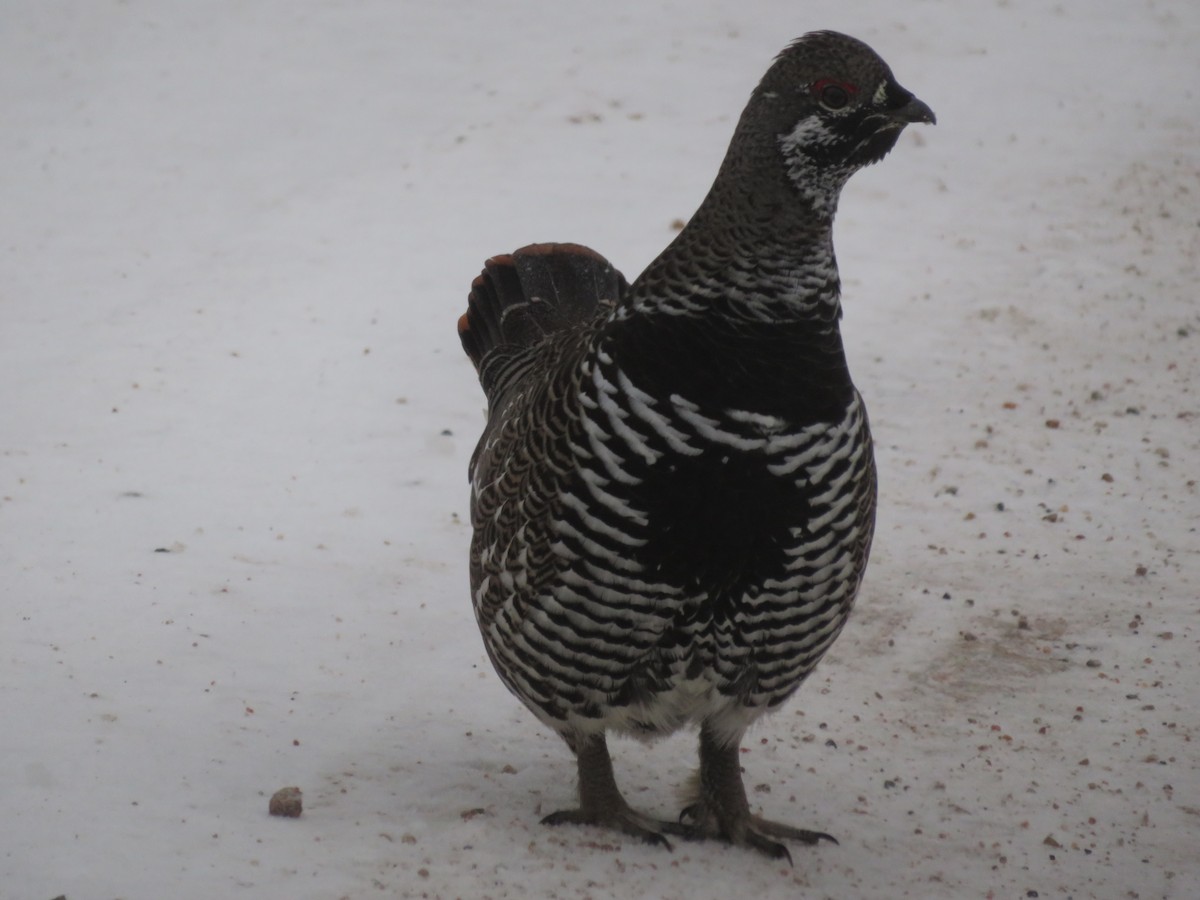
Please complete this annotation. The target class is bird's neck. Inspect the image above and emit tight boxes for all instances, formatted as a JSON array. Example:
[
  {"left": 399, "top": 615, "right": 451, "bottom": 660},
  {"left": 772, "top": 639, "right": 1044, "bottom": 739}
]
[
  {"left": 600, "top": 161, "right": 856, "bottom": 419},
  {"left": 619, "top": 129, "right": 846, "bottom": 328},
  {"left": 597, "top": 129, "right": 859, "bottom": 419}
]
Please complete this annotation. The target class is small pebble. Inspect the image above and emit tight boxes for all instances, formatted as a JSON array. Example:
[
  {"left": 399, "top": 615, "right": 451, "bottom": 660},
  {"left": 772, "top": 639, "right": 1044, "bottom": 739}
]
[{"left": 269, "top": 786, "right": 303, "bottom": 818}]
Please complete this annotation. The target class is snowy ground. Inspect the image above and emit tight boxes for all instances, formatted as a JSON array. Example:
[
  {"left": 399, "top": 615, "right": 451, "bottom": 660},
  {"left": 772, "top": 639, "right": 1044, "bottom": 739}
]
[{"left": 3, "top": 1, "right": 1198, "bottom": 898}]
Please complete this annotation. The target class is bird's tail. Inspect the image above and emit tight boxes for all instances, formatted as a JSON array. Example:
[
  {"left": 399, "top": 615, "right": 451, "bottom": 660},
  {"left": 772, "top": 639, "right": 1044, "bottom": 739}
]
[{"left": 458, "top": 242, "right": 627, "bottom": 370}]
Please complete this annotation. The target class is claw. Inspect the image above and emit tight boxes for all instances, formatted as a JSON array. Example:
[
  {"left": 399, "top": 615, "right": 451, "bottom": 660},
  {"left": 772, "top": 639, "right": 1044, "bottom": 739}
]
[
  {"left": 754, "top": 818, "right": 838, "bottom": 846},
  {"left": 644, "top": 830, "right": 674, "bottom": 850},
  {"left": 748, "top": 834, "right": 792, "bottom": 866}
]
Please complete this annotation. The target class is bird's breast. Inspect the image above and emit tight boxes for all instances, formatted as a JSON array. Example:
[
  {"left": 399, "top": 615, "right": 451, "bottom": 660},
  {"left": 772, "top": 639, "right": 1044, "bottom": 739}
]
[{"left": 571, "top": 360, "right": 876, "bottom": 613}]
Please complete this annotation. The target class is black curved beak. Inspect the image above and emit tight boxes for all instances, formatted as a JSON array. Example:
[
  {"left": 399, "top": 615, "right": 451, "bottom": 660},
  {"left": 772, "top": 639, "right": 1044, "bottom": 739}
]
[{"left": 891, "top": 95, "right": 936, "bottom": 126}]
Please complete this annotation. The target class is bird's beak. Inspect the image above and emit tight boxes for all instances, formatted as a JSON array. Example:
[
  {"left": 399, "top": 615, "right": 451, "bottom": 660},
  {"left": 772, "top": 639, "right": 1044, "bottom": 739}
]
[{"left": 891, "top": 95, "right": 936, "bottom": 126}]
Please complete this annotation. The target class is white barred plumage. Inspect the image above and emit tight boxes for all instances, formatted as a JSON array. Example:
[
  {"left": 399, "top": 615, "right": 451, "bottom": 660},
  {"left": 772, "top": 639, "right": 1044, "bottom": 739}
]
[{"left": 457, "top": 31, "right": 933, "bottom": 860}]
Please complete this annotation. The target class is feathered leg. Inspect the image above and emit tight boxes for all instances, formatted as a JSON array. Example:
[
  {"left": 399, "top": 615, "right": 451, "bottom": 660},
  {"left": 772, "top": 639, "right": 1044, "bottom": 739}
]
[
  {"left": 670, "top": 721, "right": 837, "bottom": 862},
  {"left": 541, "top": 732, "right": 675, "bottom": 848}
]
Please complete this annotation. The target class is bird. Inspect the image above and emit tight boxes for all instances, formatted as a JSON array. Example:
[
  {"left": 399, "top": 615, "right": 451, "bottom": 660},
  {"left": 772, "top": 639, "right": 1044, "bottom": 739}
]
[{"left": 457, "top": 30, "right": 934, "bottom": 860}]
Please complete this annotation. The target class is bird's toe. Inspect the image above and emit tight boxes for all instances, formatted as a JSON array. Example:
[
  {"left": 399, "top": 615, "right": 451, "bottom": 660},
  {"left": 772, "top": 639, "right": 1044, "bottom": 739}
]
[{"left": 541, "top": 806, "right": 675, "bottom": 850}]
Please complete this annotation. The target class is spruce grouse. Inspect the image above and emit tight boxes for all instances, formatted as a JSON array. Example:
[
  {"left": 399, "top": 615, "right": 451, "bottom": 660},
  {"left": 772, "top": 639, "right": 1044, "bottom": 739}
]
[{"left": 458, "top": 31, "right": 934, "bottom": 860}]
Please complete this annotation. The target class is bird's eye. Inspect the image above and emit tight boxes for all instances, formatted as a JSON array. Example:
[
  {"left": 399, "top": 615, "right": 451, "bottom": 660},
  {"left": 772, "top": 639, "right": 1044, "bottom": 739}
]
[
  {"left": 821, "top": 84, "right": 849, "bottom": 109},
  {"left": 813, "top": 80, "right": 855, "bottom": 111}
]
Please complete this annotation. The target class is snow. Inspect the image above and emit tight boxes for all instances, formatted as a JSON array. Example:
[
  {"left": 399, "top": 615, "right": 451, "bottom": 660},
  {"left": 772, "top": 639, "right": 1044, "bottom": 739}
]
[{"left": 3, "top": 1, "right": 1197, "bottom": 897}]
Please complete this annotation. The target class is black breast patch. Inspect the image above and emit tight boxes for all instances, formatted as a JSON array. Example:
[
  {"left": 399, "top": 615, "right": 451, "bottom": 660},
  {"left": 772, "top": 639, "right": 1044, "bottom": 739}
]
[{"left": 638, "top": 447, "right": 808, "bottom": 608}]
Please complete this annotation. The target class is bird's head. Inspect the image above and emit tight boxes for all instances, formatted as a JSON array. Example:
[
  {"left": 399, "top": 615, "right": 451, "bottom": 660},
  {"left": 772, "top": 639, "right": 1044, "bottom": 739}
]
[{"left": 743, "top": 31, "right": 935, "bottom": 214}]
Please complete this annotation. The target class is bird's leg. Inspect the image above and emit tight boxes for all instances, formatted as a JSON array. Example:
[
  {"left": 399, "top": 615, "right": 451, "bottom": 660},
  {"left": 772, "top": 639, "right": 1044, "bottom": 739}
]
[
  {"left": 541, "top": 731, "right": 674, "bottom": 848},
  {"left": 668, "top": 721, "right": 836, "bottom": 862}
]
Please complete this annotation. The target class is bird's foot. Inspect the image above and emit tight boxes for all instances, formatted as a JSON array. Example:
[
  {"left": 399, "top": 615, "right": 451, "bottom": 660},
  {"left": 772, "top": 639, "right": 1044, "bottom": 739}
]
[
  {"left": 544, "top": 731, "right": 674, "bottom": 848},
  {"left": 541, "top": 805, "right": 674, "bottom": 849},
  {"left": 667, "top": 721, "right": 838, "bottom": 863},
  {"left": 664, "top": 804, "right": 836, "bottom": 862}
]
